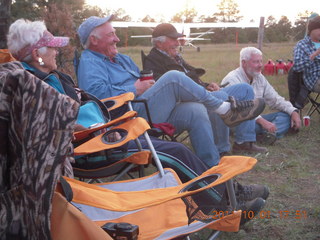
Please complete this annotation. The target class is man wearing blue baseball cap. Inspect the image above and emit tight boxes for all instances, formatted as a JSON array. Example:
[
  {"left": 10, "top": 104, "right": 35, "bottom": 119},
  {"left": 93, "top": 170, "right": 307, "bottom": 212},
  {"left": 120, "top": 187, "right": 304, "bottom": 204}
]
[
  {"left": 76, "top": 16, "right": 266, "bottom": 168},
  {"left": 78, "top": 15, "right": 114, "bottom": 49},
  {"left": 76, "top": 16, "right": 269, "bottom": 223}
]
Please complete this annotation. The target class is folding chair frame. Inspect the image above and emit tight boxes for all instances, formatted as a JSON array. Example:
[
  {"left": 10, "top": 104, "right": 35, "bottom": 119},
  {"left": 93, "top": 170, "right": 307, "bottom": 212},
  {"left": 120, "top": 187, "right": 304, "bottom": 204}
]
[
  {"left": 305, "top": 92, "right": 320, "bottom": 116},
  {"left": 288, "top": 68, "right": 320, "bottom": 118}
]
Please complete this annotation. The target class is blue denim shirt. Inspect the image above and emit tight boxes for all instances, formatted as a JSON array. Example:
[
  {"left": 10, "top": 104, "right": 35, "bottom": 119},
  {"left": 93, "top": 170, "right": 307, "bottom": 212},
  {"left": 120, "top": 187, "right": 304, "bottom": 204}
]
[
  {"left": 293, "top": 35, "right": 320, "bottom": 90},
  {"left": 77, "top": 49, "right": 140, "bottom": 99}
]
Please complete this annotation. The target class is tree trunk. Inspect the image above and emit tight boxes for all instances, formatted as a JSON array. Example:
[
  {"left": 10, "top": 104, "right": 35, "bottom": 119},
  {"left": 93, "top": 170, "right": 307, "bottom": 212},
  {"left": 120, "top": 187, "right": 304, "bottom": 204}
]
[{"left": 0, "top": 0, "right": 12, "bottom": 49}]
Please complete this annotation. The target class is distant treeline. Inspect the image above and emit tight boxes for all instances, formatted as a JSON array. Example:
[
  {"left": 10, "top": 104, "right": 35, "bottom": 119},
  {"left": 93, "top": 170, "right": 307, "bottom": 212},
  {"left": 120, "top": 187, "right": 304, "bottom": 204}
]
[
  {"left": 0, "top": 0, "right": 311, "bottom": 75},
  {"left": 0, "top": 0, "right": 311, "bottom": 48},
  {"left": 118, "top": 16, "right": 305, "bottom": 48}
]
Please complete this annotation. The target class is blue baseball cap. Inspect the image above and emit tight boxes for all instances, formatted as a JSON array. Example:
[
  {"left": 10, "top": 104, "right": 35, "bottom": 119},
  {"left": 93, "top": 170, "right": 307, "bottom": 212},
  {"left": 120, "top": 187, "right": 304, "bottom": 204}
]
[{"left": 78, "top": 15, "right": 113, "bottom": 46}]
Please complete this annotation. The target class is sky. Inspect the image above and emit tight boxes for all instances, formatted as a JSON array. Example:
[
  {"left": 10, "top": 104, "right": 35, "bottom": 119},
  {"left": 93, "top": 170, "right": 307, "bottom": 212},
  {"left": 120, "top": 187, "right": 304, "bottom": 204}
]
[{"left": 86, "top": 0, "right": 317, "bottom": 23}]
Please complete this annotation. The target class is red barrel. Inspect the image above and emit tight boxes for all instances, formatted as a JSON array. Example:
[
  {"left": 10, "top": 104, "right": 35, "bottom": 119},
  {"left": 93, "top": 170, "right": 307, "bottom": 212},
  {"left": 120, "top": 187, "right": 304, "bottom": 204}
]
[
  {"left": 286, "top": 60, "right": 294, "bottom": 73},
  {"left": 275, "top": 59, "right": 286, "bottom": 75},
  {"left": 263, "top": 59, "right": 275, "bottom": 75}
]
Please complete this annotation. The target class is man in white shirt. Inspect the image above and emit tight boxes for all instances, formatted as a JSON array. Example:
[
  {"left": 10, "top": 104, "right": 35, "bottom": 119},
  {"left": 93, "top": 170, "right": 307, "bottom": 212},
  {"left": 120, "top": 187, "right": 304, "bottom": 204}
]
[{"left": 221, "top": 47, "right": 301, "bottom": 151}]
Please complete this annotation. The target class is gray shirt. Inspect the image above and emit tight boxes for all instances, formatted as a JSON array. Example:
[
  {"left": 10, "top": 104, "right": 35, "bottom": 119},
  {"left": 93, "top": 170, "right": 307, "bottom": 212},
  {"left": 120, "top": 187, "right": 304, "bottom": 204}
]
[{"left": 221, "top": 67, "right": 296, "bottom": 115}]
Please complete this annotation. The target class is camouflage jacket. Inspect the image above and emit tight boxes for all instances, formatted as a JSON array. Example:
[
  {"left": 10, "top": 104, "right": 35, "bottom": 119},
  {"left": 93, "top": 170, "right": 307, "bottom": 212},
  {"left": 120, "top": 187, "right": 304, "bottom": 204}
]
[{"left": 0, "top": 62, "right": 79, "bottom": 239}]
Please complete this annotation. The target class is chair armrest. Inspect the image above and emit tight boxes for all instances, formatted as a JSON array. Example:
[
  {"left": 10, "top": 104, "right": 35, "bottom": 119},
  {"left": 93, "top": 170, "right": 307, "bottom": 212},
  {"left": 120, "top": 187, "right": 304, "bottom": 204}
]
[
  {"left": 74, "top": 117, "right": 150, "bottom": 155},
  {"left": 100, "top": 92, "right": 135, "bottom": 111},
  {"left": 73, "top": 111, "right": 138, "bottom": 141}
]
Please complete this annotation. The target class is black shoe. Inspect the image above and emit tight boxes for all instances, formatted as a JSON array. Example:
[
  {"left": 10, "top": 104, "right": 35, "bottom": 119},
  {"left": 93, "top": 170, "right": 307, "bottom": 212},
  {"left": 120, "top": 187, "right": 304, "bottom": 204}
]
[
  {"left": 220, "top": 96, "right": 265, "bottom": 128},
  {"left": 237, "top": 197, "right": 266, "bottom": 225},
  {"left": 256, "top": 132, "right": 277, "bottom": 145},
  {"left": 232, "top": 142, "right": 268, "bottom": 153},
  {"left": 234, "top": 181, "right": 270, "bottom": 201}
]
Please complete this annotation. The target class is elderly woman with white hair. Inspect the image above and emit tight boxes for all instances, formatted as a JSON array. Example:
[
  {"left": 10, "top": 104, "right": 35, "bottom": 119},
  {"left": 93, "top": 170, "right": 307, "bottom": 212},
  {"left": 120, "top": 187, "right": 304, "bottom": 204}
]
[
  {"left": 6, "top": 19, "right": 77, "bottom": 97},
  {"left": 6, "top": 19, "right": 82, "bottom": 176},
  {"left": 6, "top": 19, "right": 95, "bottom": 132}
]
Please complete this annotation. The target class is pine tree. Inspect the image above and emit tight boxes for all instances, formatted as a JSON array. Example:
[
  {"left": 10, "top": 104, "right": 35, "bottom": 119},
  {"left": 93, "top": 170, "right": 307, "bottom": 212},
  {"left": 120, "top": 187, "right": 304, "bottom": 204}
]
[{"left": 214, "top": 0, "right": 243, "bottom": 22}]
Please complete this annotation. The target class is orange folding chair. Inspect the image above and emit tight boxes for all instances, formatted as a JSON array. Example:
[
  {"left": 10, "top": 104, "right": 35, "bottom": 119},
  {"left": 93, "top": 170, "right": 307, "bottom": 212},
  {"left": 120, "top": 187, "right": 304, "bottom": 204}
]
[
  {"left": 52, "top": 156, "right": 257, "bottom": 240},
  {"left": 0, "top": 49, "right": 16, "bottom": 63}
]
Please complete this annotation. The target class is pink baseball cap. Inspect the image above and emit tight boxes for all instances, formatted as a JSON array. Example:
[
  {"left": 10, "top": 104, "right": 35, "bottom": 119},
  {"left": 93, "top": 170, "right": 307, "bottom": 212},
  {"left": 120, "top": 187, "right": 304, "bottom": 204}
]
[{"left": 16, "top": 30, "right": 69, "bottom": 60}]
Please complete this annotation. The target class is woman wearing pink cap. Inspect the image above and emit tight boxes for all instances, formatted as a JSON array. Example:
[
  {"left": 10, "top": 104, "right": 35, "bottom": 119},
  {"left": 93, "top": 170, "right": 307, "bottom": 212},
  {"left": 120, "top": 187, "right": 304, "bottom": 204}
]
[
  {"left": 6, "top": 19, "right": 82, "bottom": 177},
  {"left": 7, "top": 19, "right": 75, "bottom": 96},
  {"left": 7, "top": 19, "right": 90, "bottom": 133}
]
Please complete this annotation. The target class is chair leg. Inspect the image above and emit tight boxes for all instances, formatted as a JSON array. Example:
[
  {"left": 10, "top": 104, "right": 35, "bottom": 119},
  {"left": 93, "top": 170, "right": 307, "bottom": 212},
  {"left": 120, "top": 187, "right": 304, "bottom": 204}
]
[
  {"left": 143, "top": 132, "right": 165, "bottom": 177},
  {"left": 201, "top": 180, "right": 236, "bottom": 240},
  {"left": 307, "top": 93, "right": 320, "bottom": 116},
  {"left": 128, "top": 101, "right": 165, "bottom": 177},
  {"left": 207, "top": 230, "right": 221, "bottom": 240},
  {"left": 138, "top": 165, "right": 145, "bottom": 178},
  {"left": 86, "top": 178, "right": 103, "bottom": 184},
  {"left": 111, "top": 163, "right": 136, "bottom": 181},
  {"left": 226, "top": 179, "right": 237, "bottom": 209}
]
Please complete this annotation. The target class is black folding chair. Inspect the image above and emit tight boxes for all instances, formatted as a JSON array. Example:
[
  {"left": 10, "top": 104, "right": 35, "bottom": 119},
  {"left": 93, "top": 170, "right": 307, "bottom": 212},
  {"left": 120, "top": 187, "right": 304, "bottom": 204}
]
[{"left": 288, "top": 68, "right": 320, "bottom": 117}]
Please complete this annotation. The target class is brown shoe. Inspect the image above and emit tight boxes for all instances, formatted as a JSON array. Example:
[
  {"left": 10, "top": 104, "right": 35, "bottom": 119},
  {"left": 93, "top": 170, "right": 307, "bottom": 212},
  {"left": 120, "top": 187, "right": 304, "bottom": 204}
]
[
  {"left": 220, "top": 96, "right": 265, "bottom": 128},
  {"left": 234, "top": 181, "right": 270, "bottom": 201},
  {"left": 232, "top": 142, "right": 268, "bottom": 153}
]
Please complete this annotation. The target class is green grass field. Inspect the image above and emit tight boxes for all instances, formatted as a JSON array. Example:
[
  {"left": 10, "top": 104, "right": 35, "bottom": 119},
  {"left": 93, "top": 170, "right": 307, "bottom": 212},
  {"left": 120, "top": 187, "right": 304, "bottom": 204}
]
[{"left": 119, "top": 43, "right": 320, "bottom": 240}]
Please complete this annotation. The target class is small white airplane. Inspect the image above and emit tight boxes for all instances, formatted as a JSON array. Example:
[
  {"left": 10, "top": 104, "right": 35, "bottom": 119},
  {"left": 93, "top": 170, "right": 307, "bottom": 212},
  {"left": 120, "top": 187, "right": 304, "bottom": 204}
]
[{"left": 112, "top": 20, "right": 258, "bottom": 51}]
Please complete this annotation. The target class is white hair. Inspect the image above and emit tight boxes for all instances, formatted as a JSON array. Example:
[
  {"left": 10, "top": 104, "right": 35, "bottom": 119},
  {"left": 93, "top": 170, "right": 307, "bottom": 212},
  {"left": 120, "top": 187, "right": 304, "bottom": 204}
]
[
  {"left": 7, "top": 19, "right": 48, "bottom": 62},
  {"left": 239, "top": 47, "right": 262, "bottom": 67},
  {"left": 83, "top": 26, "right": 102, "bottom": 49},
  {"left": 151, "top": 36, "right": 167, "bottom": 47}
]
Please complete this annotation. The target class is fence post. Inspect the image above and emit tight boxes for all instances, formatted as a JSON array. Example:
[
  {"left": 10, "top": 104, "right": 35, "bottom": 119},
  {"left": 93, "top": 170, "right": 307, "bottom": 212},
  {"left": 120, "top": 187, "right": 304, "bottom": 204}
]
[{"left": 257, "top": 17, "right": 265, "bottom": 51}]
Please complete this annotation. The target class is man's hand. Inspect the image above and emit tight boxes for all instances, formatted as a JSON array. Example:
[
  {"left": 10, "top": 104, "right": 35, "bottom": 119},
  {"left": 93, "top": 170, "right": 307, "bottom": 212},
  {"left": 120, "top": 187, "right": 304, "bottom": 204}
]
[
  {"left": 256, "top": 117, "right": 277, "bottom": 133},
  {"left": 206, "top": 82, "right": 220, "bottom": 91},
  {"left": 291, "top": 111, "right": 301, "bottom": 130},
  {"left": 134, "top": 79, "right": 155, "bottom": 96},
  {"left": 106, "top": 131, "right": 122, "bottom": 142}
]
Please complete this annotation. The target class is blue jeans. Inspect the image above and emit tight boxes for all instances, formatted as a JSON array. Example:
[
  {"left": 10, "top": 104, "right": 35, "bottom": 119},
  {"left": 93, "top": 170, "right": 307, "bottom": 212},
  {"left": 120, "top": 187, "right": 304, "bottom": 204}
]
[
  {"left": 255, "top": 112, "right": 291, "bottom": 138},
  {"left": 133, "top": 70, "right": 253, "bottom": 167}
]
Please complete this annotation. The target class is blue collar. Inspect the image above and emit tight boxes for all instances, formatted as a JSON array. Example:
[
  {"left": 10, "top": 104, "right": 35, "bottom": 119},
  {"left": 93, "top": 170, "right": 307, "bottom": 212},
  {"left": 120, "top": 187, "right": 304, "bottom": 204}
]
[
  {"left": 312, "top": 41, "right": 320, "bottom": 49},
  {"left": 21, "top": 62, "right": 65, "bottom": 94}
]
